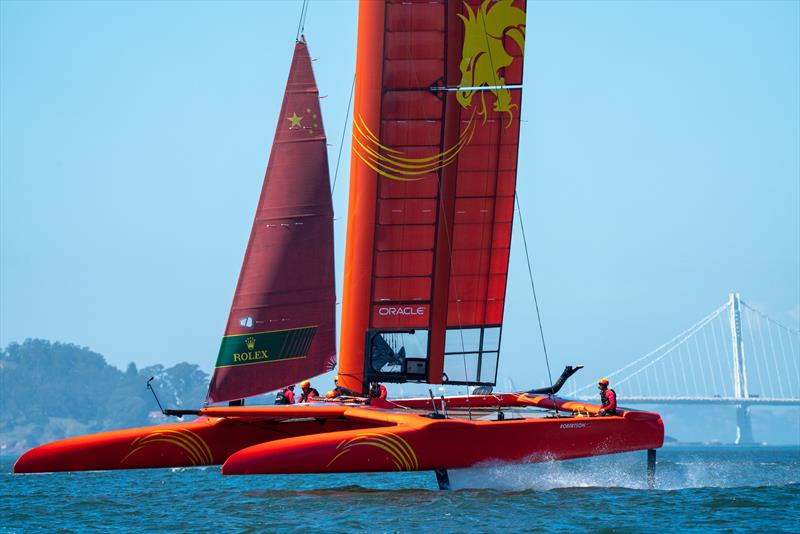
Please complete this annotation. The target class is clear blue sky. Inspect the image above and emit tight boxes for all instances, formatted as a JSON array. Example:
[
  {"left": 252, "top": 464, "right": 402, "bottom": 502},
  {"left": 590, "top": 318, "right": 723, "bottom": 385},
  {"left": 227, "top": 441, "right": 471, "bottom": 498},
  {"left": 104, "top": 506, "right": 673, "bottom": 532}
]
[{"left": 2, "top": 0, "right": 798, "bottom": 398}]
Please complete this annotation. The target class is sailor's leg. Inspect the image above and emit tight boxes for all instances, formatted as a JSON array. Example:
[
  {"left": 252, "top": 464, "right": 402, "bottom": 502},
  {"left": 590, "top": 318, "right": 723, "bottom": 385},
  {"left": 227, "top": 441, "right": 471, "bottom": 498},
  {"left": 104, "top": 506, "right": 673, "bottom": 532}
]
[
  {"left": 434, "top": 468, "right": 450, "bottom": 491},
  {"left": 647, "top": 449, "right": 656, "bottom": 489}
]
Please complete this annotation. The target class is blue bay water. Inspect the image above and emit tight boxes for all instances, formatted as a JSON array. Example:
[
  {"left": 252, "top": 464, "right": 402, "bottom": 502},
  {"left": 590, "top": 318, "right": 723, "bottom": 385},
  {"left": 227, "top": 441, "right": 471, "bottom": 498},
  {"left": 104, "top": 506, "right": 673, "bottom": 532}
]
[{"left": 2, "top": 446, "right": 798, "bottom": 533}]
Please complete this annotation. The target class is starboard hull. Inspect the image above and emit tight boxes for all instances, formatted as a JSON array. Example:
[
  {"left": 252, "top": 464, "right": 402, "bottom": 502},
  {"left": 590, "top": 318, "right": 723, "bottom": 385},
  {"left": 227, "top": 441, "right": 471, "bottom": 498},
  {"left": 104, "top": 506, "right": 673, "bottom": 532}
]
[{"left": 222, "top": 411, "right": 663, "bottom": 475}]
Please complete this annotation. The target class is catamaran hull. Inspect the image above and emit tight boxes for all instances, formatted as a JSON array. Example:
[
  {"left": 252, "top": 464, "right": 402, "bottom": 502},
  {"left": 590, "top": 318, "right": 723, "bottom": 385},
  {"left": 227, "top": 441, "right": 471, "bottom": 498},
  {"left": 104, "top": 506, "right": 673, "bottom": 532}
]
[
  {"left": 14, "top": 398, "right": 663, "bottom": 475},
  {"left": 222, "top": 411, "right": 664, "bottom": 475},
  {"left": 12, "top": 416, "right": 375, "bottom": 474}
]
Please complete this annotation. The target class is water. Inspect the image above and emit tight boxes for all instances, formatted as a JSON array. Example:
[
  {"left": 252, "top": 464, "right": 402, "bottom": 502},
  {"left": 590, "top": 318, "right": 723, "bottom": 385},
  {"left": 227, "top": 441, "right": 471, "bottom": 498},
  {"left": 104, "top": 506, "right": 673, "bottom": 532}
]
[{"left": 2, "top": 446, "right": 798, "bottom": 533}]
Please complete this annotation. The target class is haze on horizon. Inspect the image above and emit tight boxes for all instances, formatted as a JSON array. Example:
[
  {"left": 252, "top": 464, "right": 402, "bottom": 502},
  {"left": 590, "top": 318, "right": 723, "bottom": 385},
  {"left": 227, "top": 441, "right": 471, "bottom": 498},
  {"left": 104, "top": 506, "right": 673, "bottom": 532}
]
[{"left": 1, "top": 0, "right": 798, "bottom": 403}]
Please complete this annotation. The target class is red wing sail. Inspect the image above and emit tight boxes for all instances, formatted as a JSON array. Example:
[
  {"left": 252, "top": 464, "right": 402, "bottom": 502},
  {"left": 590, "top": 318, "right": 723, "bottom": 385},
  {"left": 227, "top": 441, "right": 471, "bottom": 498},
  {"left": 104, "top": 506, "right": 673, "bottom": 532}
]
[
  {"left": 207, "top": 40, "right": 336, "bottom": 404},
  {"left": 339, "top": 0, "right": 526, "bottom": 392}
]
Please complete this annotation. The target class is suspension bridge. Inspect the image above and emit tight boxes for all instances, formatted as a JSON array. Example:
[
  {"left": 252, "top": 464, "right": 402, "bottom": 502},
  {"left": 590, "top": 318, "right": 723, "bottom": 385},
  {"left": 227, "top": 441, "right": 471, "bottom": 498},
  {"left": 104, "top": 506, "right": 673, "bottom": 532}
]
[{"left": 569, "top": 293, "right": 800, "bottom": 444}]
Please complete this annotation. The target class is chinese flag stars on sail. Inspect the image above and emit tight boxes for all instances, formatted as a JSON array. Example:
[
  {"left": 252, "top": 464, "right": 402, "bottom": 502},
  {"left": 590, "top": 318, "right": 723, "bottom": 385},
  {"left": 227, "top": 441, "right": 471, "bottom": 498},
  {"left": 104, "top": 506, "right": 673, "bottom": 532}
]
[
  {"left": 285, "top": 107, "right": 321, "bottom": 137},
  {"left": 287, "top": 112, "right": 302, "bottom": 128}
]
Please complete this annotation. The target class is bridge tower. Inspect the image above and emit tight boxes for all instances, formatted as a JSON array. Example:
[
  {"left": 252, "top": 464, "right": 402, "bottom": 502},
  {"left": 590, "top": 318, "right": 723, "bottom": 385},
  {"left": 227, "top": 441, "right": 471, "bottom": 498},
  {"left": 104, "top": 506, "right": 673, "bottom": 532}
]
[{"left": 729, "top": 292, "right": 754, "bottom": 444}]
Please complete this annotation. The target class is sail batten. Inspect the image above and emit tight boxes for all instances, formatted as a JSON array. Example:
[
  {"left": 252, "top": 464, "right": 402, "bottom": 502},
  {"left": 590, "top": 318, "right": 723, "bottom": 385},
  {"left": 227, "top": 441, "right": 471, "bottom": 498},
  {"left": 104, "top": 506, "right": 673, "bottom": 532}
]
[{"left": 207, "top": 40, "right": 336, "bottom": 404}]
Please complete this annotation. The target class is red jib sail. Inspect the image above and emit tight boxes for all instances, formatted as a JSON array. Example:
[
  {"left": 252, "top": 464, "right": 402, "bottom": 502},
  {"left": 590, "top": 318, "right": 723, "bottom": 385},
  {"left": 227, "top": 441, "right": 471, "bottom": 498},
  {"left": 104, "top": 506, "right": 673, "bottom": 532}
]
[
  {"left": 339, "top": 0, "right": 526, "bottom": 393},
  {"left": 207, "top": 39, "right": 336, "bottom": 404}
]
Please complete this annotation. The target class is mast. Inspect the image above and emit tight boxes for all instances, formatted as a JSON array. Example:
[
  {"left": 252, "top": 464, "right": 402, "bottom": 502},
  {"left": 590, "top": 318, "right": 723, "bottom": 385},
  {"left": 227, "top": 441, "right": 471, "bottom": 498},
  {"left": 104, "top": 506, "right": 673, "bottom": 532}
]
[
  {"left": 339, "top": 0, "right": 527, "bottom": 393},
  {"left": 338, "top": 1, "right": 385, "bottom": 394}
]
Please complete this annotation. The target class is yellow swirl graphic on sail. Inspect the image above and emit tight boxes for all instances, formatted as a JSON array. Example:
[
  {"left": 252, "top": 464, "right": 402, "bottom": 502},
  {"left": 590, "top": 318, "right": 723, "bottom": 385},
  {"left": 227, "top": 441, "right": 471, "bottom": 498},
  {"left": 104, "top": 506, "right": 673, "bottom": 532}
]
[
  {"left": 352, "top": 111, "right": 476, "bottom": 182},
  {"left": 121, "top": 428, "right": 214, "bottom": 466},
  {"left": 327, "top": 431, "right": 419, "bottom": 471}
]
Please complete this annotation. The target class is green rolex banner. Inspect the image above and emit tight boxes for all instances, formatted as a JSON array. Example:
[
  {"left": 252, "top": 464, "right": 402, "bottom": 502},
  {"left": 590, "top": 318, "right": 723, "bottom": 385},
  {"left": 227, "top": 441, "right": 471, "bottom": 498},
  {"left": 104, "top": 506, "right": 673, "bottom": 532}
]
[{"left": 214, "top": 326, "right": 317, "bottom": 368}]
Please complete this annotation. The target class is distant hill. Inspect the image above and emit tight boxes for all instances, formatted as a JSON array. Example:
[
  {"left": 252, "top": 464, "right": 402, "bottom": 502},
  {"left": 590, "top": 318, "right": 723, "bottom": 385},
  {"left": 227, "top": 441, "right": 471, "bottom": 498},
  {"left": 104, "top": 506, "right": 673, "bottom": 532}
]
[{"left": 0, "top": 339, "right": 210, "bottom": 456}]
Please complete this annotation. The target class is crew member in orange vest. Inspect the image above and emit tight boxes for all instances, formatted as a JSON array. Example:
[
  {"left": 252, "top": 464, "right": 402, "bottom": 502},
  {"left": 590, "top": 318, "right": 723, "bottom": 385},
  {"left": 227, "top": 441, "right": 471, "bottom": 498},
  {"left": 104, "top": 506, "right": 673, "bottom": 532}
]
[
  {"left": 597, "top": 378, "right": 617, "bottom": 416},
  {"left": 298, "top": 380, "right": 319, "bottom": 403},
  {"left": 369, "top": 380, "right": 387, "bottom": 400}
]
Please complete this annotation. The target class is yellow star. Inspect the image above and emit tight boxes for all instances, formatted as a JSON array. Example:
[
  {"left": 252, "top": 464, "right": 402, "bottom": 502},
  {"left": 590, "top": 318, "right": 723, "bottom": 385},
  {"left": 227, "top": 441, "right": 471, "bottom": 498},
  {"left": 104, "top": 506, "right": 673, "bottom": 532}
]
[{"left": 287, "top": 112, "right": 302, "bottom": 128}]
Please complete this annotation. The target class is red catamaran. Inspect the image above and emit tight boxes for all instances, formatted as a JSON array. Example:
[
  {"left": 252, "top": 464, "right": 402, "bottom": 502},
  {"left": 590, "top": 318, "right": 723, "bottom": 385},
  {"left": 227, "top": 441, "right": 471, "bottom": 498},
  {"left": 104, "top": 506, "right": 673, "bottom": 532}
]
[{"left": 15, "top": 0, "right": 663, "bottom": 488}]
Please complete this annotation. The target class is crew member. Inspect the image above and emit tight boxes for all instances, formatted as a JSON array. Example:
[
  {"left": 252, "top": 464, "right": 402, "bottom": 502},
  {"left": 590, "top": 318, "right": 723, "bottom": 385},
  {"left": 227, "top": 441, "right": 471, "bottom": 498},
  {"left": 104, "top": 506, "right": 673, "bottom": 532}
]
[
  {"left": 597, "top": 378, "right": 617, "bottom": 416},
  {"left": 330, "top": 375, "right": 359, "bottom": 398},
  {"left": 274, "top": 384, "right": 295, "bottom": 405},
  {"left": 369, "top": 380, "right": 387, "bottom": 400},
  {"left": 323, "top": 376, "right": 344, "bottom": 399},
  {"left": 298, "top": 380, "right": 319, "bottom": 403}
]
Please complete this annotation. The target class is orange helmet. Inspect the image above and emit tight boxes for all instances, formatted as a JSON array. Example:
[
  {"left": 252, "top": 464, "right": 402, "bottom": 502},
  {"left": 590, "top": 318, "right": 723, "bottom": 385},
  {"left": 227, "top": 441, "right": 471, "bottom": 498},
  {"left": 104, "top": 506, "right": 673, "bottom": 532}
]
[
  {"left": 326, "top": 390, "right": 336, "bottom": 399},
  {"left": 598, "top": 378, "right": 609, "bottom": 386},
  {"left": 300, "top": 380, "right": 311, "bottom": 389}
]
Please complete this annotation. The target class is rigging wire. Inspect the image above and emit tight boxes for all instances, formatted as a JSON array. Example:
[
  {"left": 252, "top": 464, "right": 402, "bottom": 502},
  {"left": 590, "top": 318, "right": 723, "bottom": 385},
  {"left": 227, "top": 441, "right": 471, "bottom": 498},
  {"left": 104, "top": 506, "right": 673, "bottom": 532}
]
[
  {"left": 295, "top": 0, "right": 309, "bottom": 42},
  {"left": 514, "top": 194, "right": 555, "bottom": 398},
  {"left": 434, "top": 149, "right": 473, "bottom": 420},
  {"left": 331, "top": 74, "right": 356, "bottom": 194}
]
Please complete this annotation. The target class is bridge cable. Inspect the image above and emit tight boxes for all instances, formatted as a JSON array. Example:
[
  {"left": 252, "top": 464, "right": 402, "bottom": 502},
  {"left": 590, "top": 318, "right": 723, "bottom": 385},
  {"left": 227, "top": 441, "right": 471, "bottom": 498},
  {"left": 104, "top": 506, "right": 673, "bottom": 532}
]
[
  {"left": 572, "top": 303, "right": 728, "bottom": 395},
  {"left": 755, "top": 309, "right": 777, "bottom": 397},
  {"left": 742, "top": 300, "right": 800, "bottom": 395},
  {"left": 605, "top": 311, "right": 725, "bottom": 391},
  {"left": 742, "top": 307, "right": 763, "bottom": 397},
  {"left": 692, "top": 334, "right": 709, "bottom": 397},
  {"left": 677, "top": 343, "right": 689, "bottom": 397},
  {"left": 765, "top": 318, "right": 786, "bottom": 398},
  {"left": 714, "top": 313, "right": 734, "bottom": 397},
  {"left": 769, "top": 315, "right": 794, "bottom": 395},
  {"left": 700, "top": 326, "right": 720, "bottom": 395},
  {"left": 741, "top": 300, "right": 800, "bottom": 335}
]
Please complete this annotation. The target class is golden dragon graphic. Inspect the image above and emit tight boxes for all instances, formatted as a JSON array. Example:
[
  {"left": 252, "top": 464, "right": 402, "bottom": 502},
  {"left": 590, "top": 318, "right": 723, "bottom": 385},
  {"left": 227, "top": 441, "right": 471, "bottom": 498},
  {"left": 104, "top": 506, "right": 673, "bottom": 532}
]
[{"left": 353, "top": 0, "right": 525, "bottom": 182}]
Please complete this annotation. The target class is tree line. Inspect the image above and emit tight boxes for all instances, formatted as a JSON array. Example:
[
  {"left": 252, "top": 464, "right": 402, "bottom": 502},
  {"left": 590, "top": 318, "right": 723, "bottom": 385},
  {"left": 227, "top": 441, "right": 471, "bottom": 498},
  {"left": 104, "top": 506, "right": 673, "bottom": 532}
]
[{"left": 1, "top": 339, "right": 209, "bottom": 456}]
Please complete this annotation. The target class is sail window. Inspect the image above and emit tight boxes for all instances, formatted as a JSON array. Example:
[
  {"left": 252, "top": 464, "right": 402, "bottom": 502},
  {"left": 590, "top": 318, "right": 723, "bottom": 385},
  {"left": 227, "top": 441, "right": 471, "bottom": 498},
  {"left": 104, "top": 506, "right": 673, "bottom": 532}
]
[
  {"left": 442, "top": 327, "right": 501, "bottom": 386},
  {"left": 368, "top": 330, "right": 429, "bottom": 380}
]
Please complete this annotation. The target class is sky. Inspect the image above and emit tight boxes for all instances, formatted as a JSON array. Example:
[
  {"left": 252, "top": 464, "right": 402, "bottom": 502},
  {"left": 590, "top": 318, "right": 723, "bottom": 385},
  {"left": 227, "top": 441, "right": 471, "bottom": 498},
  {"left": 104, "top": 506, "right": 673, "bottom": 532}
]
[{"left": 2, "top": 0, "right": 799, "bottom": 420}]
